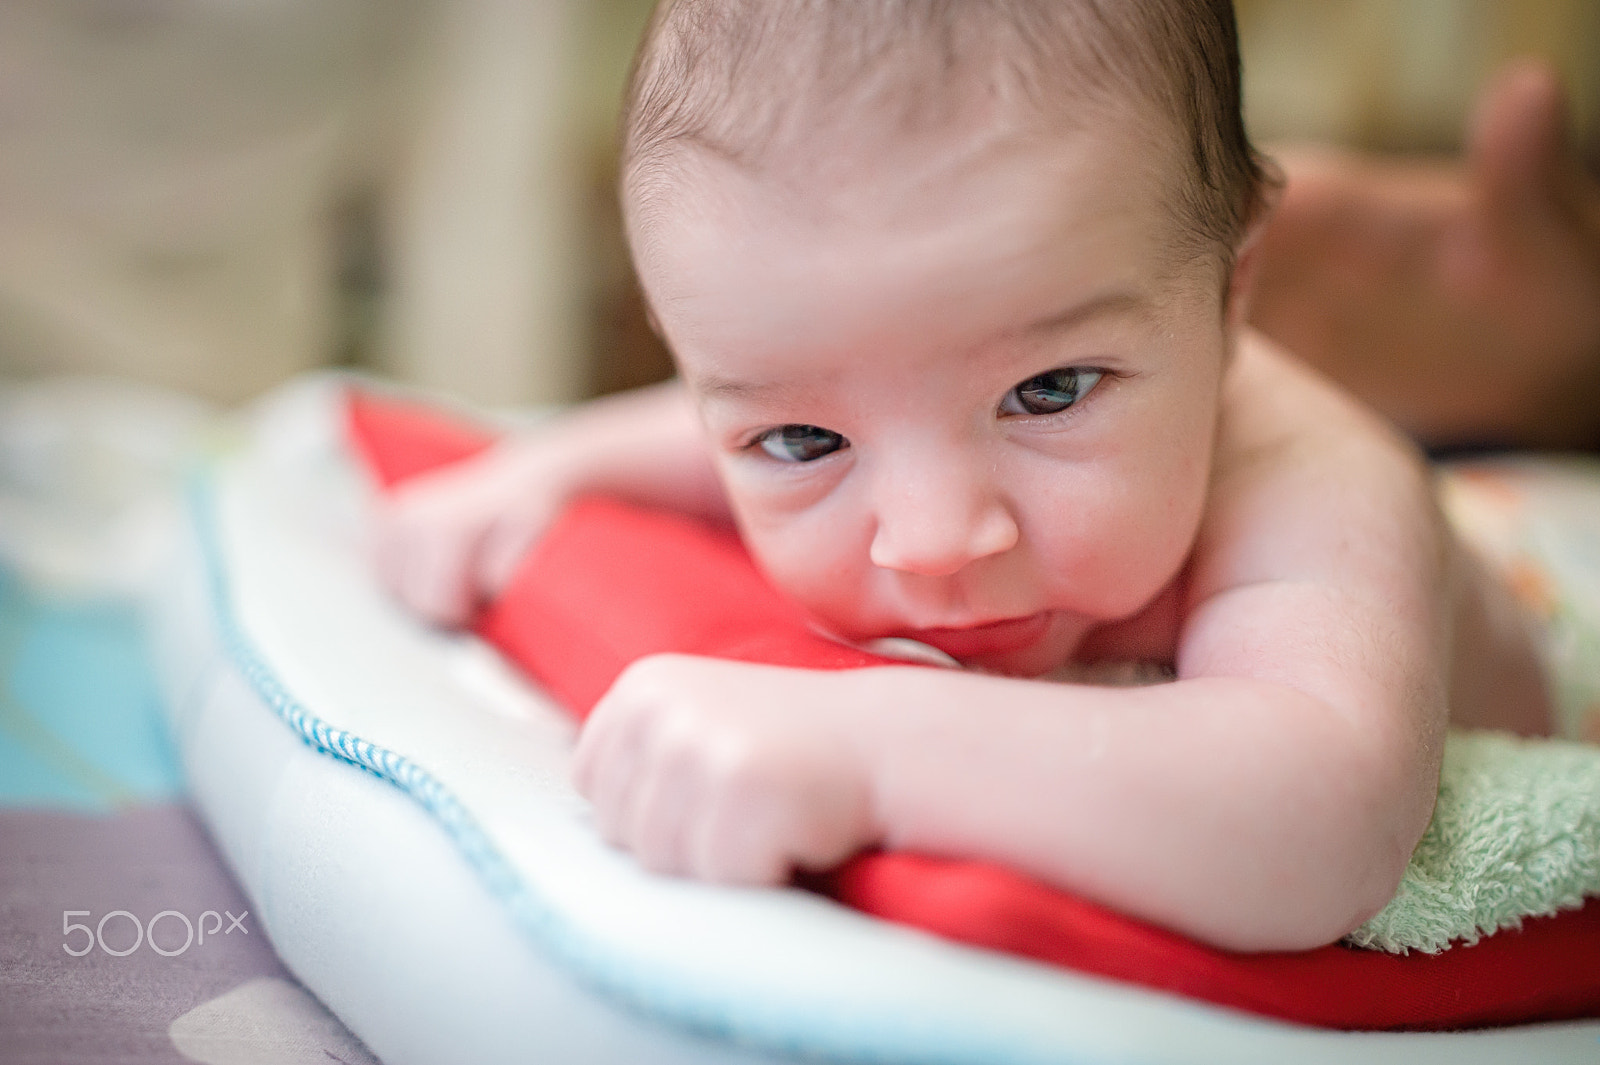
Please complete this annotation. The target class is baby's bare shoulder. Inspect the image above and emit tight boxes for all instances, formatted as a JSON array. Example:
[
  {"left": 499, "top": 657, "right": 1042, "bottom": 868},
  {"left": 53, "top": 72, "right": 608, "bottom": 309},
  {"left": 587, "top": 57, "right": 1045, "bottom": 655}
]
[
  {"left": 1171, "top": 331, "right": 1454, "bottom": 746},
  {"left": 1194, "top": 330, "right": 1447, "bottom": 605}
]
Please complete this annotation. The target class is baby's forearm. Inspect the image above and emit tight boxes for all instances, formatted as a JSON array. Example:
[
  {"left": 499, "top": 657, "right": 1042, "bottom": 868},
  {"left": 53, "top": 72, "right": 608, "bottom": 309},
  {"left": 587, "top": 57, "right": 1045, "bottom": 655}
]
[
  {"left": 535, "top": 379, "right": 729, "bottom": 523},
  {"left": 845, "top": 667, "right": 1429, "bottom": 952}
]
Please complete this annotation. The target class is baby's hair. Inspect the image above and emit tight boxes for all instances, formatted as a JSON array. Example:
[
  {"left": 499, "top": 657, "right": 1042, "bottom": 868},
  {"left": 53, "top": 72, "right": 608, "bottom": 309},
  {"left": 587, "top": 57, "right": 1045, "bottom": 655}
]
[{"left": 622, "top": 0, "right": 1276, "bottom": 268}]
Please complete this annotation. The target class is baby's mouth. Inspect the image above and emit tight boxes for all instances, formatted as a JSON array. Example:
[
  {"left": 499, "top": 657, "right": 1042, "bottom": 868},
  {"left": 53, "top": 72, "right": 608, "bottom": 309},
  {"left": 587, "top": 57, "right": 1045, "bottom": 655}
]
[{"left": 896, "top": 611, "right": 1054, "bottom": 661}]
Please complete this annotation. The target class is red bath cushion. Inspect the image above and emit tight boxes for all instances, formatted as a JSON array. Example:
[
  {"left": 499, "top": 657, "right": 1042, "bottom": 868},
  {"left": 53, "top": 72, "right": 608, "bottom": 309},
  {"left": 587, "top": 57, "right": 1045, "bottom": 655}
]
[{"left": 346, "top": 388, "right": 1600, "bottom": 1031}]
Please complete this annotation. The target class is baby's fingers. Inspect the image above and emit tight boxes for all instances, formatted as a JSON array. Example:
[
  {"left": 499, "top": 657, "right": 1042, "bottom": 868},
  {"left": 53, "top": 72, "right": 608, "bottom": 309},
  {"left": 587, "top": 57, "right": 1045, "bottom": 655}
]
[
  {"left": 571, "top": 697, "right": 651, "bottom": 846},
  {"left": 475, "top": 502, "right": 557, "bottom": 596},
  {"left": 616, "top": 742, "right": 698, "bottom": 876},
  {"left": 689, "top": 747, "right": 873, "bottom": 884},
  {"left": 689, "top": 784, "right": 792, "bottom": 886},
  {"left": 372, "top": 495, "right": 483, "bottom": 626}
]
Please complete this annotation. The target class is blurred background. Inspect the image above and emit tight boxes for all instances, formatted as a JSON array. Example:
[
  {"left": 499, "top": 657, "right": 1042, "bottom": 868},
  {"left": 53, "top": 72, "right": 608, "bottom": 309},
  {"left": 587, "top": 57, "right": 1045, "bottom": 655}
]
[{"left": 0, "top": 0, "right": 1595, "bottom": 411}]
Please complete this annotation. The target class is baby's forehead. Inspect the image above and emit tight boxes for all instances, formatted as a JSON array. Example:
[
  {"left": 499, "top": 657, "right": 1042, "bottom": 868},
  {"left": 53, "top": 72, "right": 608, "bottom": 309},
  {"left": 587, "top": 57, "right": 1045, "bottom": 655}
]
[
  {"left": 624, "top": 96, "right": 1194, "bottom": 293},
  {"left": 633, "top": 142, "right": 1222, "bottom": 392}
]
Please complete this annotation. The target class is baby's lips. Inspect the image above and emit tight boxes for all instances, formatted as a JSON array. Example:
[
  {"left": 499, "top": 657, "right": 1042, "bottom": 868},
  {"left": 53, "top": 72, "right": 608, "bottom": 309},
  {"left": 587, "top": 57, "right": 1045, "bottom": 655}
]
[{"left": 894, "top": 612, "right": 1053, "bottom": 661}]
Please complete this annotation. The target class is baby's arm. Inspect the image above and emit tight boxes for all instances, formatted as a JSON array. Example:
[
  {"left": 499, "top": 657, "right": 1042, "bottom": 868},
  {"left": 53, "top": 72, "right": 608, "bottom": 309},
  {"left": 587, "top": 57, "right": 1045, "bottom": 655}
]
[
  {"left": 575, "top": 335, "right": 1451, "bottom": 952},
  {"left": 373, "top": 380, "right": 726, "bottom": 625}
]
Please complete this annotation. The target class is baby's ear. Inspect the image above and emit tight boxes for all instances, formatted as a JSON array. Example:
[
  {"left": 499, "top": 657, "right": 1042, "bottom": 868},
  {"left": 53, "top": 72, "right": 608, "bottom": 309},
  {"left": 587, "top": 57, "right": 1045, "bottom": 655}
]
[
  {"left": 1223, "top": 191, "right": 1279, "bottom": 333},
  {"left": 642, "top": 296, "right": 665, "bottom": 340}
]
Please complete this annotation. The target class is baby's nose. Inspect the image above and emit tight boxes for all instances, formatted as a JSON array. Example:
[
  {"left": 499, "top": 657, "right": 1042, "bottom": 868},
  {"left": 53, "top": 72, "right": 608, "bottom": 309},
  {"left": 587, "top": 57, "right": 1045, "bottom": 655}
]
[{"left": 867, "top": 462, "right": 1019, "bottom": 577}]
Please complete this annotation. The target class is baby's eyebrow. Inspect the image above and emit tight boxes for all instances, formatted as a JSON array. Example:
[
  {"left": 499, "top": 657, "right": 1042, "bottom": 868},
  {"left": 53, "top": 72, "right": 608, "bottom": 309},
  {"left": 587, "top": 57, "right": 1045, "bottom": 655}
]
[
  {"left": 693, "top": 375, "right": 796, "bottom": 402},
  {"left": 695, "top": 375, "right": 759, "bottom": 398},
  {"left": 1021, "top": 289, "right": 1147, "bottom": 337}
]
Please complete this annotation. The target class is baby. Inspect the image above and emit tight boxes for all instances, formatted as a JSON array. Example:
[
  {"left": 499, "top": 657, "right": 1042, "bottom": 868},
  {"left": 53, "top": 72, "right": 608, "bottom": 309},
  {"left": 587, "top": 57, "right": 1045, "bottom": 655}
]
[{"left": 374, "top": 0, "right": 1551, "bottom": 952}]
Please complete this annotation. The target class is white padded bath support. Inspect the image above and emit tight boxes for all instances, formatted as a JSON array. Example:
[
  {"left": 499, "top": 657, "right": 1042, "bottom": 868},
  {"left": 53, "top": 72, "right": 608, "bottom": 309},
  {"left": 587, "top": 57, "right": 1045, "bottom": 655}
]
[{"left": 149, "top": 377, "right": 1600, "bottom": 1065}]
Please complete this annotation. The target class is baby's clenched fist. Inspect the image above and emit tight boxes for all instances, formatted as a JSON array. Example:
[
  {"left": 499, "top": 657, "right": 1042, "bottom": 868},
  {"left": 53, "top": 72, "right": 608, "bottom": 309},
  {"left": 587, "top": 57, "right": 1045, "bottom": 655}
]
[{"left": 572, "top": 654, "right": 880, "bottom": 885}]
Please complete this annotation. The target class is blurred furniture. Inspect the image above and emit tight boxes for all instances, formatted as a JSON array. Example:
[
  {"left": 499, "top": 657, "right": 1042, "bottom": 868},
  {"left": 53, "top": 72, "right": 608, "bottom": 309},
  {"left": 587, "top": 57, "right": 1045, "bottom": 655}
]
[{"left": 0, "top": 0, "right": 597, "bottom": 409}]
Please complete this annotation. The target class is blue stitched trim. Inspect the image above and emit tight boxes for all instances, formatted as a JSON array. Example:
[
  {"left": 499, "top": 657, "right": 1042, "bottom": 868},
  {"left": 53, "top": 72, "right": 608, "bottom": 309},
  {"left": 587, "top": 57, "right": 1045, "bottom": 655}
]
[
  {"left": 184, "top": 468, "right": 1078, "bottom": 1065},
  {"left": 187, "top": 475, "right": 522, "bottom": 896}
]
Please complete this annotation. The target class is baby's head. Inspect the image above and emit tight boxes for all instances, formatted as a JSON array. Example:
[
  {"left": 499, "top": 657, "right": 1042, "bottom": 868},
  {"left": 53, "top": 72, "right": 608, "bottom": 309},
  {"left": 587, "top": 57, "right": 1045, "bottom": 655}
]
[{"left": 621, "top": 0, "right": 1275, "bottom": 674}]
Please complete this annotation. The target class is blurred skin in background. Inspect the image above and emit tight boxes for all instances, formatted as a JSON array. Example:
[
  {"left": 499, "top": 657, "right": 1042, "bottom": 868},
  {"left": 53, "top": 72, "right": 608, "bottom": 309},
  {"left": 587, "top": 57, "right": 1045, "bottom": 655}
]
[{"left": 1251, "top": 59, "right": 1600, "bottom": 452}]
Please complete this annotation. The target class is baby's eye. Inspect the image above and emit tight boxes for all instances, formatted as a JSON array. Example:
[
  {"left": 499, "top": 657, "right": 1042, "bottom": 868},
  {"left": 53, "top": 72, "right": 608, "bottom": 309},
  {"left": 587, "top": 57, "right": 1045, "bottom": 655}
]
[
  {"left": 1000, "top": 367, "right": 1104, "bottom": 416},
  {"left": 754, "top": 424, "right": 847, "bottom": 463}
]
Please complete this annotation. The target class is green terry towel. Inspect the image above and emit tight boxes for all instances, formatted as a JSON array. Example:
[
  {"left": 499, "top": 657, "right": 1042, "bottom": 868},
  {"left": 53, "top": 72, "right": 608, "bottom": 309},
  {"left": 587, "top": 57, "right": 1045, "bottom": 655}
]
[{"left": 1346, "top": 729, "right": 1600, "bottom": 954}]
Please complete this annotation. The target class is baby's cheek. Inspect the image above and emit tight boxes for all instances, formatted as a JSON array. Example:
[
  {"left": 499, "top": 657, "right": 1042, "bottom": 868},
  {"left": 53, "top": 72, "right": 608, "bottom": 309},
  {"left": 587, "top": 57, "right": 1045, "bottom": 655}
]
[
  {"left": 1108, "top": 499, "right": 1204, "bottom": 612},
  {"left": 1040, "top": 494, "right": 1193, "bottom": 620},
  {"left": 778, "top": 558, "right": 867, "bottom": 622},
  {"left": 719, "top": 461, "right": 838, "bottom": 521},
  {"left": 751, "top": 536, "right": 885, "bottom": 632}
]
